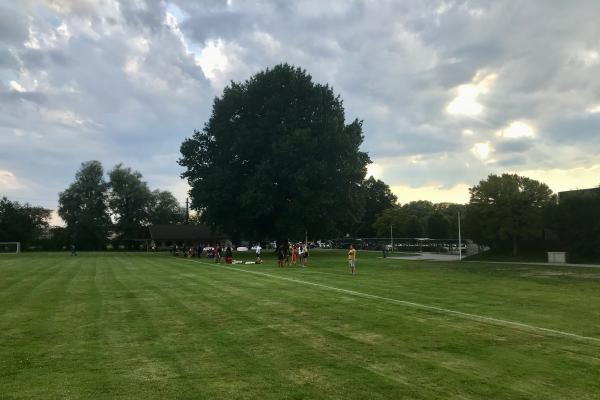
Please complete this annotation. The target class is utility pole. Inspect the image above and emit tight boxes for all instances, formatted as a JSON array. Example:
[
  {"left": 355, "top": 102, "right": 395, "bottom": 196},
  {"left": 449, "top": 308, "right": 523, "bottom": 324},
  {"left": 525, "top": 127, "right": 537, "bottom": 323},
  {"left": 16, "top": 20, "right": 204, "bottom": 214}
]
[
  {"left": 185, "top": 198, "right": 189, "bottom": 224},
  {"left": 458, "top": 211, "right": 462, "bottom": 261}
]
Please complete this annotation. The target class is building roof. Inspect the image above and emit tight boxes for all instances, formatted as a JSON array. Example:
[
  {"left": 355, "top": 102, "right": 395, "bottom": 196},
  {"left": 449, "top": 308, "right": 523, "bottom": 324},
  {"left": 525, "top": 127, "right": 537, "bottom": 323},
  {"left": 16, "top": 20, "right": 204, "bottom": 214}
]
[
  {"left": 148, "top": 224, "right": 222, "bottom": 241},
  {"left": 558, "top": 187, "right": 600, "bottom": 202}
]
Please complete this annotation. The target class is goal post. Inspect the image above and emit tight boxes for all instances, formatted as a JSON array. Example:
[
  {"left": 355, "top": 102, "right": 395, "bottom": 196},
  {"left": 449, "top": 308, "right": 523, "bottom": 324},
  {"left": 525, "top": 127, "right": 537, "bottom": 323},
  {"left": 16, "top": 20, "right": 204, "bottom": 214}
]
[{"left": 0, "top": 242, "right": 21, "bottom": 254}]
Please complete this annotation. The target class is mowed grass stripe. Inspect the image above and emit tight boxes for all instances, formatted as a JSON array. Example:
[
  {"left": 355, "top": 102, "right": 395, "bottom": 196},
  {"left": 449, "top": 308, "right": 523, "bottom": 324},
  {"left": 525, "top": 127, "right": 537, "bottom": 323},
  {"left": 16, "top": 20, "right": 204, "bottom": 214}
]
[
  {"left": 278, "top": 258, "right": 600, "bottom": 337},
  {"left": 114, "top": 254, "right": 336, "bottom": 399},
  {"left": 260, "top": 257, "right": 600, "bottom": 338},
  {"left": 183, "top": 257, "right": 600, "bottom": 345},
  {"left": 1, "top": 253, "right": 599, "bottom": 399},
  {"left": 158, "top": 258, "right": 482, "bottom": 398},
  {"left": 102, "top": 254, "right": 208, "bottom": 398},
  {"left": 163, "top": 256, "right": 598, "bottom": 398},
  {"left": 0, "top": 257, "right": 67, "bottom": 315},
  {"left": 169, "top": 257, "right": 504, "bottom": 399},
  {"left": 128, "top": 255, "right": 408, "bottom": 399},
  {"left": 0, "top": 258, "right": 85, "bottom": 398}
]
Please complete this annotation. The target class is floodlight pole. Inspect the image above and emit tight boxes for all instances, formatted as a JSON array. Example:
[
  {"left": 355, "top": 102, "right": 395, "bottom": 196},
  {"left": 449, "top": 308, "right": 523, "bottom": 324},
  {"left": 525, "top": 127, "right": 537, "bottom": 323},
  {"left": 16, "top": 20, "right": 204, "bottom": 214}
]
[
  {"left": 390, "top": 224, "right": 393, "bottom": 253},
  {"left": 458, "top": 211, "right": 462, "bottom": 261}
]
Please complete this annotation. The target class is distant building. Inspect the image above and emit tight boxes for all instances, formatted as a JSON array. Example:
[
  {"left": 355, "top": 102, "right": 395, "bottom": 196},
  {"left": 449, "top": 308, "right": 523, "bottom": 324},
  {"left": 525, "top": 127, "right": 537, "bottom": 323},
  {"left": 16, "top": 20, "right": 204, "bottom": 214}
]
[
  {"left": 557, "top": 187, "right": 600, "bottom": 203},
  {"left": 148, "top": 224, "right": 224, "bottom": 248}
]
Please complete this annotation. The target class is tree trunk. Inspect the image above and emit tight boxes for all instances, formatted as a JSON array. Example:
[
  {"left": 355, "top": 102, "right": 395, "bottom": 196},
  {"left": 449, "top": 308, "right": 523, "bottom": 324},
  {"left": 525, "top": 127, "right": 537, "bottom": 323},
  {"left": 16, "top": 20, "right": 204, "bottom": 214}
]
[{"left": 512, "top": 235, "right": 518, "bottom": 257}]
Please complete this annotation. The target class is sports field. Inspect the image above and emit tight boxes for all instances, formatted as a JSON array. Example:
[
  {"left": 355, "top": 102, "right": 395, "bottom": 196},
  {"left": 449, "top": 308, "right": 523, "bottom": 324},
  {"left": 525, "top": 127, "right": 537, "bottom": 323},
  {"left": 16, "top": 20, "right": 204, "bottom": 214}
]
[{"left": 1, "top": 250, "right": 599, "bottom": 399}]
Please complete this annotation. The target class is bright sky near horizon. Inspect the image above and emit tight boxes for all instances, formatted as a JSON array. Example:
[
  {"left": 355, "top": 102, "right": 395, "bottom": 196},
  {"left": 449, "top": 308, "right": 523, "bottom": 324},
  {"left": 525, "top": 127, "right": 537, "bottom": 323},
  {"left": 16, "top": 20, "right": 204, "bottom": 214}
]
[{"left": 1, "top": 0, "right": 600, "bottom": 225}]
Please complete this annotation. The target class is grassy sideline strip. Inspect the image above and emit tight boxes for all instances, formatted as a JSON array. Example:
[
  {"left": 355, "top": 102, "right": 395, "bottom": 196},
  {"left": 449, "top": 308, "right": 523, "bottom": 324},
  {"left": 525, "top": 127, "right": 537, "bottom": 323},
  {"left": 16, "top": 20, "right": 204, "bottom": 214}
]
[{"left": 181, "top": 257, "right": 600, "bottom": 345}]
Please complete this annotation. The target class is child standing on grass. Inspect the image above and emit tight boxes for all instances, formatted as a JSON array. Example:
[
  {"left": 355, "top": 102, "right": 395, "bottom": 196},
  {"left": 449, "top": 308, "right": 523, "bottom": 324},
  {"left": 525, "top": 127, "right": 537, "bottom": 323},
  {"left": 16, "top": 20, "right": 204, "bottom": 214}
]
[
  {"left": 291, "top": 244, "right": 297, "bottom": 266},
  {"left": 302, "top": 245, "right": 309, "bottom": 267},
  {"left": 225, "top": 245, "right": 233, "bottom": 264},
  {"left": 348, "top": 245, "right": 357, "bottom": 275},
  {"left": 277, "top": 244, "right": 285, "bottom": 267},
  {"left": 255, "top": 243, "right": 262, "bottom": 264},
  {"left": 215, "top": 243, "right": 222, "bottom": 263}
]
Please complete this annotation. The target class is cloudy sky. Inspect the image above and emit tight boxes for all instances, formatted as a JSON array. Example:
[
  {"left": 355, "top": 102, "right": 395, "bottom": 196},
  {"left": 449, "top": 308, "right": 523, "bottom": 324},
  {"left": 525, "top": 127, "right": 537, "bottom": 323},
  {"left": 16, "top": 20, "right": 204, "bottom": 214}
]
[{"left": 2, "top": 0, "right": 600, "bottom": 224}]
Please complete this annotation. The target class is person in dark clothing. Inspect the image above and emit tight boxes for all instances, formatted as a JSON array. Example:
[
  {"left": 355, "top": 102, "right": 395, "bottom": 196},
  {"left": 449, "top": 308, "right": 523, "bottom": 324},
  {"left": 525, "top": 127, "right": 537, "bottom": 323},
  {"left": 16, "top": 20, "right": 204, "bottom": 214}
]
[{"left": 225, "top": 245, "right": 233, "bottom": 264}]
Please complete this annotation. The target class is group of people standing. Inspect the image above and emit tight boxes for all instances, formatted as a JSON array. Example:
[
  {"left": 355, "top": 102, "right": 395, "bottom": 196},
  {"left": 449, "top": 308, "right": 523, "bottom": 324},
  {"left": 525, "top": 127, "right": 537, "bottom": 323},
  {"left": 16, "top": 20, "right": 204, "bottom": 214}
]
[
  {"left": 166, "top": 241, "right": 358, "bottom": 274},
  {"left": 276, "top": 242, "right": 309, "bottom": 268},
  {"left": 169, "top": 243, "right": 234, "bottom": 264}
]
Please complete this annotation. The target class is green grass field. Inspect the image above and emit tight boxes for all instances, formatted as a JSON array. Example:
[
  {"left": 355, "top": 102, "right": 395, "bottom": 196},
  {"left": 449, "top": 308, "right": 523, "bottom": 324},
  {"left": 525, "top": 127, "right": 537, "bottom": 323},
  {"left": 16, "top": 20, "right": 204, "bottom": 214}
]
[{"left": 1, "top": 250, "right": 599, "bottom": 399}]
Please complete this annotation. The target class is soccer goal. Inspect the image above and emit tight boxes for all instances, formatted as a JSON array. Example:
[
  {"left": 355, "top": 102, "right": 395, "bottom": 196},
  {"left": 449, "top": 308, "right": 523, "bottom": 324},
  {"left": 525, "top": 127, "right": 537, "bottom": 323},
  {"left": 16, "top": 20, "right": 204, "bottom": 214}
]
[{"left": 0, "top": 242, "right": 21, "bottom": 254}]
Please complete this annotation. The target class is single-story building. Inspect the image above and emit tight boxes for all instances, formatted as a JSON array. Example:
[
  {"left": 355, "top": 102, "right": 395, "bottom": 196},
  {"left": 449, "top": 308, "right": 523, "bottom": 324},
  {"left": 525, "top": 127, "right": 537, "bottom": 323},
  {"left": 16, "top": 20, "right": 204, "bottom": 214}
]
[{"left": 147, "top": 224, "right": 225, "bottom": 249}]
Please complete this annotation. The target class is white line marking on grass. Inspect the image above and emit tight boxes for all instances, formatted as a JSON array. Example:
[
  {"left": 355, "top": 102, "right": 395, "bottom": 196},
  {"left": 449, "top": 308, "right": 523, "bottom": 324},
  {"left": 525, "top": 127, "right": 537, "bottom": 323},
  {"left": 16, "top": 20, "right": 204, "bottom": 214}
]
[{"left": 180, "top": 258, "right": 600, "bottom": 344}]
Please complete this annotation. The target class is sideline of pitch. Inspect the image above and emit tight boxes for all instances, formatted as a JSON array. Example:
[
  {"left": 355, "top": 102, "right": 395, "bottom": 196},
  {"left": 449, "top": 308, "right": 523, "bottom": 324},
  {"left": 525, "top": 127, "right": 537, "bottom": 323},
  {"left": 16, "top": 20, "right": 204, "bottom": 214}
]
[{"left": 179, "top": 257, "right": 600, "bottom": 345}]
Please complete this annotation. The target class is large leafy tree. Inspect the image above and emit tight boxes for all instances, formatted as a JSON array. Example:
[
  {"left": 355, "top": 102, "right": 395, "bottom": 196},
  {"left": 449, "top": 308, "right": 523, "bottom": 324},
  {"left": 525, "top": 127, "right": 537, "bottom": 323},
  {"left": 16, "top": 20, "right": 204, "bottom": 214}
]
[
  {"left": 108, "top": 164, "right": 153, "bottom": 245},
  {"left": 0, "top": 197, "right": 51, "bottom": 248},
  {"left": 149, "top": 190, "right": 185, "bottom": 224},
  {"left": 427, "top": 212, "right": 449, "bottom": 239},
  {"left": 434, "top": 203, "right": 466, "bottom": 239},
  {"left": 179, "top": 64, "right": 370, "bottom": 240},
  {"left": 466, "top": 173, "right": 554, "bottom": 256},
  {"left": 58, "top": 160, "right": 111, "bottom": 250},
  {"left": 556, "top": 188, "right": 600, "bottom": 260},
  {"left": 356, "top": 176, "right": 397, "bottom": 237}
]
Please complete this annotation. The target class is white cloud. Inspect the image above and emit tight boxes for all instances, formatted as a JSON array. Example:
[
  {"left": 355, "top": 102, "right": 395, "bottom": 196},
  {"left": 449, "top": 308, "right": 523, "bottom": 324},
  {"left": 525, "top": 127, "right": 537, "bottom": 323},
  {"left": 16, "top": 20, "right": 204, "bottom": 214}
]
[
  {"left": 470, "top": 142, "right": 492, "bottom": 160},
  {"left": 497, "top": 121, "right": 535, "bottom": 139},
  {"left": 0, "top": 170, "right": 26, "bottom": 190},
  {"left": 197, "top": 39, "right": 230, "bottom": 81},
  {"left": 446, "top": 72, "right": 497, "bottom": 117},
  {"left": 42, "top": 109, "right": 84, "bottom": 127},
  {"left": 517, "top": 165, "right": 600, "bottom": 194},
  {"left": 49, "top": 210, "right": 65, "bottom": 227},
  {"left": 366, "top": 162, "right": 382, "bottom": 179},
  {"left": 391, "top": 183, "right": 471, "bottom": 205},
  {"left": 9, "top": 80, "right": 26, "bottom": 92},
  {"left": 579, "top": 49, "right": 599, "bottom": 67},
  {"left": 586, "top": 104, "right": 600, "bottom": 114},
  {"left": 252, "top": 31, "right": 281, "bottom": 54}
]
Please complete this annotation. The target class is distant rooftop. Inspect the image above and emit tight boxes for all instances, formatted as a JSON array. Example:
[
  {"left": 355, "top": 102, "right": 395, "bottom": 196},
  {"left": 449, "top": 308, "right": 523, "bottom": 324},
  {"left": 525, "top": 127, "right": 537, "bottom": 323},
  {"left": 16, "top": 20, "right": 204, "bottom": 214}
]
[
  {"left": 557, "top": 187, "right": 600, "bottom": 202},
  {"left": 148, "top": 224, "right": 222, "bottom": 241}
]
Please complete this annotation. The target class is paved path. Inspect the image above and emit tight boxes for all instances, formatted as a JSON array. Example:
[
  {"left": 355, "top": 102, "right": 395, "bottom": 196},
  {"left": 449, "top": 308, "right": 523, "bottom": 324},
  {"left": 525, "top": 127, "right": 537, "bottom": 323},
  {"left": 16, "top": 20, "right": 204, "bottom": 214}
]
[
  {"left": 463, "top": 260, "right": 600, "bottom": 268},
  {"left": 385, "top": 252, "right": 461, "bottom": 261},
  {"left": 384, "top": 252, "right": 600, "bottom": 268}
]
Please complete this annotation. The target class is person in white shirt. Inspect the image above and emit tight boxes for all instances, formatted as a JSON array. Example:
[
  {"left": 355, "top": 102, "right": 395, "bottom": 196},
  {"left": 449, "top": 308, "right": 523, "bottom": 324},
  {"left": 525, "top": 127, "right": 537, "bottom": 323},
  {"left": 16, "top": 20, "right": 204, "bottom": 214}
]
[{"left": 255, "top": 244, "right": 262, "bottom": 264}]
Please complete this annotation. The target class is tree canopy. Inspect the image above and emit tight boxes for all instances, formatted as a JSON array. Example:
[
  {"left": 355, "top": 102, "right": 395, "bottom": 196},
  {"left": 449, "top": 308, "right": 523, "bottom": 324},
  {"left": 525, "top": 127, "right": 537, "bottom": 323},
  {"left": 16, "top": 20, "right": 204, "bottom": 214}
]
[
  {"left": 465, "top": 173, "right": 554, "bottom": 256},
  {"left": 58, "top": 161, "right": 111, "bottom": 250},
  {"left": 555, "top": 188, "right": 600, "bottom": 260},
  {"left": 356, "top": 177, "right": 397, "bottom": 237},
  {"left": 372, "top": 200, "right": 465, "bottom": 239},
  {"left": 0, "top": 197, "right": 51, "bottom": 248},
  {"left": 108, "top": 164, "right": 153, "bottom": 246},
  {"left": 149, "top": 190, "right": 185, "bottom": 225},
  {"left": 57, "top": 161, "right": 184, "bottom": 249},
  {"left": 179, "top": 64, "right": 370, "bottom": 240}
]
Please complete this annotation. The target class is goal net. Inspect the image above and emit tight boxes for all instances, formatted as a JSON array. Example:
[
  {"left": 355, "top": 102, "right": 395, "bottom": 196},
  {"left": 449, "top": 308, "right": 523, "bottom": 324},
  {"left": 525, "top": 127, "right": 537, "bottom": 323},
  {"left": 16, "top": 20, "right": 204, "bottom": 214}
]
[{"left": 0, "top": 242, "right": 21, "bottom": 254}]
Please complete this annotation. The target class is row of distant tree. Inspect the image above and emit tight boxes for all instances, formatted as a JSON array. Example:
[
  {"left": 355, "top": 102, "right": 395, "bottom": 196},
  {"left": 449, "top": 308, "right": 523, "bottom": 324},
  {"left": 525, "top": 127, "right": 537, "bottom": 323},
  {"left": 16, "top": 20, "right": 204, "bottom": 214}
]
[
  {"left": 0, "top": 161, "right": 186, "bottom": 250},
  {"left": 2, "top": 169, "right": 599, "bottom": 259},
  {"left": 57, "top": 161, "right": 186, "bottom": 250},
  {"left": 369, "top": 173, "right": 600, "bottom": 261}
]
